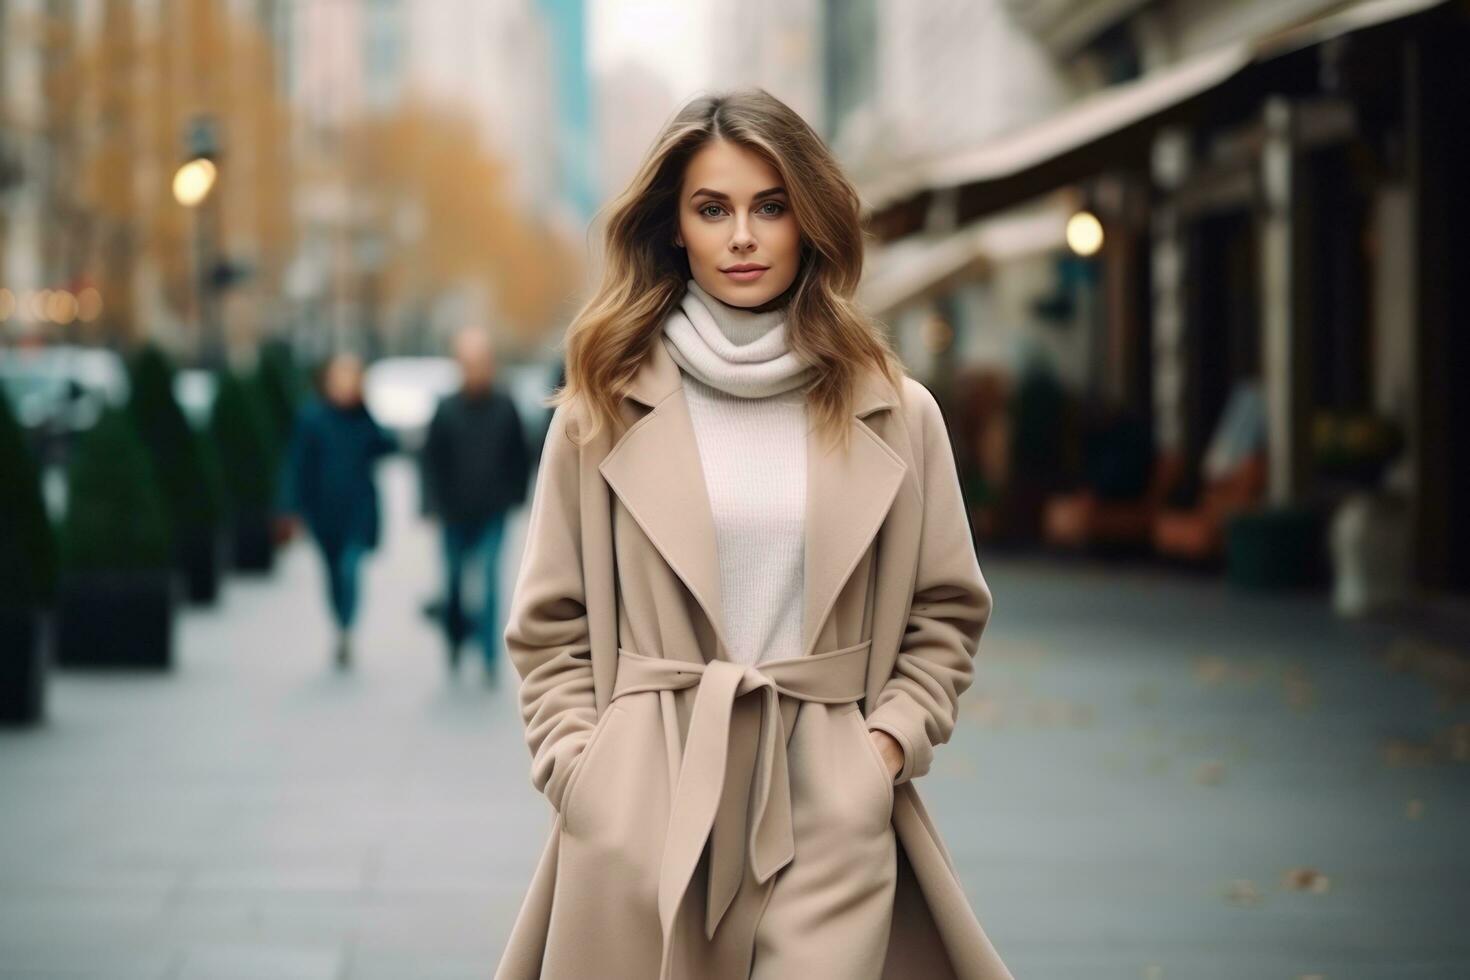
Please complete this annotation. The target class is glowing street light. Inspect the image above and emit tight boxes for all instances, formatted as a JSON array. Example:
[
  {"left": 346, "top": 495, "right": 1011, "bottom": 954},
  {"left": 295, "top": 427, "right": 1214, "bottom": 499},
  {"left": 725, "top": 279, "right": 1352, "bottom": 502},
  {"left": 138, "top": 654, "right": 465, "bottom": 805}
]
[
  {"left": 77, "top": 286, "right": 103, "bottom": 322},
  {"left": 1066, "top": 210, "right": 1105, "bottom": 257},
  {"left": 177, "top": 114, "right": 224, "bottom": 366},
  {"left": 172, "top": 157, "right": 218, "bottom": 207},
  {"left": 46, "top": 290, "right": 78, "bottom": 325}
]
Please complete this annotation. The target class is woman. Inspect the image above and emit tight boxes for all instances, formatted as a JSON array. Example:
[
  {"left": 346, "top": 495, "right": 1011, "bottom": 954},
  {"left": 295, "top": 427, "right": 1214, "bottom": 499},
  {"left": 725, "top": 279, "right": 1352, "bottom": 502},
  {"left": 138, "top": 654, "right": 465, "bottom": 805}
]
[
  {"left": 496, "top": 90, "right": 1013, "bottom": 980},
  {"left": 283, "top": 352, "right": 396, "bottom": 668}
]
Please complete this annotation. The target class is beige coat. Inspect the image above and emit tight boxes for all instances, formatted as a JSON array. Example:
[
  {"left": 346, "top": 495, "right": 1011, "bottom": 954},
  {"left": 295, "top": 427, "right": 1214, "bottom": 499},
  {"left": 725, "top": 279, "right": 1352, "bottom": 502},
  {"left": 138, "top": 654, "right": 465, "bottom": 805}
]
[{"left": 494, "top": 336, "right": 1015, "bottom": 980}]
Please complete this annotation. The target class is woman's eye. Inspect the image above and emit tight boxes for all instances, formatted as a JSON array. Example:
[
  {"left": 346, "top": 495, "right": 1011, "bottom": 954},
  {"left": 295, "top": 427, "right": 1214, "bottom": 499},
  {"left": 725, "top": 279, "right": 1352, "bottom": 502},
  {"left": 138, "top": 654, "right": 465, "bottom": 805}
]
[
  {"left": 758, "top": 201, "right": 786, "bottom": 216},
  {"left": 700, "top": 204, "right": 725, "bottom": 218}
]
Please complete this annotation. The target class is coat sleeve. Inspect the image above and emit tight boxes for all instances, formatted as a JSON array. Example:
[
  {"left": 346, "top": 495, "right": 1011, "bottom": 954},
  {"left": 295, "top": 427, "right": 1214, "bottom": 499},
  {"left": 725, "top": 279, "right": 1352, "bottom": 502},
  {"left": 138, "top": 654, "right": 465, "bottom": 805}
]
[
  {"left": 864, "top": 381, "right": 993, "bottom": 786},
  {"left": 504, "top": 399, "right": 600, "bottom": 812}
]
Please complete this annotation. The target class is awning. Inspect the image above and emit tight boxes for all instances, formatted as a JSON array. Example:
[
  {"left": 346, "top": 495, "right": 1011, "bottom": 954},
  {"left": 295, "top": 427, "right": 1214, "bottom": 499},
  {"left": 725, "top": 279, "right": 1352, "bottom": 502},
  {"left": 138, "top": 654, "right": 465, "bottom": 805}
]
[
  {"left": 858, "top": 224, "right": 992, "bottom": 319},
  {"left": 860, "top": 196, "right": 1075, "bottom": 317},
  {"left": 864, "top": 0, "right": 1449, "bottom": 228},
  {"left": 861, "top": 42, "right": 1250, "bottom": 215}
]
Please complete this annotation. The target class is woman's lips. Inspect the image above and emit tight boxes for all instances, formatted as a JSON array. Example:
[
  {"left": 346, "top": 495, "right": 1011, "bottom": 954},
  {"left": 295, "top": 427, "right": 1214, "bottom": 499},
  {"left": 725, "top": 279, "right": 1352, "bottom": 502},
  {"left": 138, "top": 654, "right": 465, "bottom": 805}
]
[{"left": 722, "top": 266, "right": 768, "bottom": 282}]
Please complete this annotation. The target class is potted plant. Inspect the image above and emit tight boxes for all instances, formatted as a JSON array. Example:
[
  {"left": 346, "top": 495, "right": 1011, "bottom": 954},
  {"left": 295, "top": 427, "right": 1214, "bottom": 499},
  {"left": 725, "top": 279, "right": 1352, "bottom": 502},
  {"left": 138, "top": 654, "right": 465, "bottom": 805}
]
[
  {"left": 211, "top": 369, "right": 278, "bottom": 573},
  {"left": 253, "top": 342, "right": 304, "bottom": 547},
  {"left": 1313, "top": 411, "right": 1412, "bottom": 615},
  {"left": 253, "top": 338, "right": 304, "bottom": 447},
  {"left": 55, "top": 407, "right": 176, "bottom": 669},
  {"left": 128, "top": 344, "right": 226, "bottom": 604},
  {"left": 0, "top": 392, "right": 57, "bottom": 724},
  {"left": 1313, "top": 411, "right": 1405, "bottom": 487}
]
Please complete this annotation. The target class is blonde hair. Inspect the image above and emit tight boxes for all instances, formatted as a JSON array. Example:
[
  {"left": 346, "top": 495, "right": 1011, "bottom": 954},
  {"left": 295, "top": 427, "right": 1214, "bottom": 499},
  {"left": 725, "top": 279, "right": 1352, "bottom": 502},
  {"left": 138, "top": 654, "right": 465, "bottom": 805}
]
[{"left": 549, "top": 88, "right": 904, "bottom": 452}]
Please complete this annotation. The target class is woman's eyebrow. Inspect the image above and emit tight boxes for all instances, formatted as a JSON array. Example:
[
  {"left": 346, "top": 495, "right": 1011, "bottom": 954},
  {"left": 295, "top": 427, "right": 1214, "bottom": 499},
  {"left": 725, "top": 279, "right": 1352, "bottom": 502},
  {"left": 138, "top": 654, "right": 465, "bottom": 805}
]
[{"left": 688, "top": 186, "right": 788, "bottom": 202}]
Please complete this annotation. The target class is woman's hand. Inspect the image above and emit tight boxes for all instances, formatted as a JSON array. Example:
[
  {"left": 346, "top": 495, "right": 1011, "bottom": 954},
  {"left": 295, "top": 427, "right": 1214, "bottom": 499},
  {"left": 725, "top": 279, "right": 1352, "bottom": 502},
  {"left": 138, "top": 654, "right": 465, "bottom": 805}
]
[{"left": 868, "top": 729, "right": 904, "bottom": 782}]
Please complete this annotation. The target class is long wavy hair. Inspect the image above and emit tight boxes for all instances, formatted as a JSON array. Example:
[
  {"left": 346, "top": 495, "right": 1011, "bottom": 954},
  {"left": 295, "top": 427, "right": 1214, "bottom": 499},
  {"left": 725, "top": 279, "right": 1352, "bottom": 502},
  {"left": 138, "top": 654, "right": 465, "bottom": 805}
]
[{"left": 548, "top": 88, "right": 904, "bottom": 452}]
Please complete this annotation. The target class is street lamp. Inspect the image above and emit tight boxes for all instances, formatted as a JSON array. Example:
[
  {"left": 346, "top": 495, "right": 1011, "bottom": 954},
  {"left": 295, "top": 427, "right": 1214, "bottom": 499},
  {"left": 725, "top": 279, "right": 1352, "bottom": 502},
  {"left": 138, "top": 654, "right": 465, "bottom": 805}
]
[
  {"left": 172, "top": 157, "right": 217, "bottom": 207},
  {"left": 177, "top": 116, "right": 222, "bottom": 366},
  {"left": 1066, "top": 209, "right": 1105, "bottom": 257}
]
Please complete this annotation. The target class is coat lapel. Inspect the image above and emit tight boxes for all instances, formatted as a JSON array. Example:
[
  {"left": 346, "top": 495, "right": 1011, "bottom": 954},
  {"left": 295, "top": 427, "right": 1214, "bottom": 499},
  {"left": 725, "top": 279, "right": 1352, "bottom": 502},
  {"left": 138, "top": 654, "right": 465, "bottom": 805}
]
[
  {"left": 801, "top": 373, "right": 906, "bottom": 658},
  {"left": 597, "top": 336, "right": 729, "bottom": 657},
  {"left": 598, "top": 334, "right": 905, "bottom": 662}
]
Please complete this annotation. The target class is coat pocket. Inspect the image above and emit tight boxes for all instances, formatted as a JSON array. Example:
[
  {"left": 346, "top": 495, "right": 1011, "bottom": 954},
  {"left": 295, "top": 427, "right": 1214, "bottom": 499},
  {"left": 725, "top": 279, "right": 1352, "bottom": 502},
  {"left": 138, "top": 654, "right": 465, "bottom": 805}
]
[
  {"left": 850, "top": 704, "right": 896, "bottom": 815},
  {"left": 557, "top": 704, "right": 625, "bottom": 834}
]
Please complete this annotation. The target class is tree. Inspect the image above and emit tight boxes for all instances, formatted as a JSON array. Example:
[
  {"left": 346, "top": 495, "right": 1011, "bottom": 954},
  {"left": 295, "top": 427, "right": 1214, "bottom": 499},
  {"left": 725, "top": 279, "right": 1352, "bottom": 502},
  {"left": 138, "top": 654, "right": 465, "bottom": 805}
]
[
  {"left": 341, "top": 101, "right": 582, "bottom": 347},
  {"left": 48, "top": 0, "right": 298, "bottom": 346}
]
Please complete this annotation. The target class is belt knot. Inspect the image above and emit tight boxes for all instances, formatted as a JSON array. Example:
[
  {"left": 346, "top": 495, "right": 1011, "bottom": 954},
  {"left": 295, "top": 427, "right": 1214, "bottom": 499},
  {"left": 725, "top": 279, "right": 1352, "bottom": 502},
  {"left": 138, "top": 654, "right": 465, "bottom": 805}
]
[{"left": 610, "top": 641, "right": 871, "bottom": 980}]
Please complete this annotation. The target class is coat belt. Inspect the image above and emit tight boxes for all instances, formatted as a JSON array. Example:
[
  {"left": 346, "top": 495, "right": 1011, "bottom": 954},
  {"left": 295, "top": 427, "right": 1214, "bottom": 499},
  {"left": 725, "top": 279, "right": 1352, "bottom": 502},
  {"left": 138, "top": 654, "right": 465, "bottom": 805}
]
[{"left": 609, "top": 639, "right": 873, "bottom": 979}]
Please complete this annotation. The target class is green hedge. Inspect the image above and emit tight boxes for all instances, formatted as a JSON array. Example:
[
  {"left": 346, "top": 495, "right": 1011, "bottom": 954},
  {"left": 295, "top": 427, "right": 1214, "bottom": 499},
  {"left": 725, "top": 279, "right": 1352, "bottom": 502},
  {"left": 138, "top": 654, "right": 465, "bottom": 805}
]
[
  {"left": 210, "top": 369, "right": 277, "bottom": 516},
  {"left": 0, "top": 392, "right": 57, "bottom": 608},
  {"left": 253, "top": 339, "right": 303, "bottom": 446},
  {"left": 61, "top": 407, "right": 172, "bottom": 573},
  {"left": 128, "top": 344, "right": 225, "bottom": 542}
]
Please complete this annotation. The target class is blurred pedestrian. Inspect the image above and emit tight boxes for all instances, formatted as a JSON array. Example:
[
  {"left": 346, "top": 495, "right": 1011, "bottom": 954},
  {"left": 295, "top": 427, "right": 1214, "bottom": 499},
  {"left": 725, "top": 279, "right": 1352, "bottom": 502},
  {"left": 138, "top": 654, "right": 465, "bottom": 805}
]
[
  {"left": 423, "top": 326, "right": 530, "bottom": 683},
  {"left": 283, "top": 352, "right": 397, "bottom": 669}
]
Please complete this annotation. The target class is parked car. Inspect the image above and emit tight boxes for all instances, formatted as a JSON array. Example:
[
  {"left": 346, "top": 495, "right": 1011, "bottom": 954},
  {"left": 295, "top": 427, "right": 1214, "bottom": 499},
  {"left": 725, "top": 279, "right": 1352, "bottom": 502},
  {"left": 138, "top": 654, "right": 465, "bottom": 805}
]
[
  {"left": 362, "top": 356, "right": 460, "bottom": 454},
  {"left": 0, "top": 345, "right": 128, "bottom": 463},
  {"left": 362, "top": 355, "right": 555, "bottom": 454}
]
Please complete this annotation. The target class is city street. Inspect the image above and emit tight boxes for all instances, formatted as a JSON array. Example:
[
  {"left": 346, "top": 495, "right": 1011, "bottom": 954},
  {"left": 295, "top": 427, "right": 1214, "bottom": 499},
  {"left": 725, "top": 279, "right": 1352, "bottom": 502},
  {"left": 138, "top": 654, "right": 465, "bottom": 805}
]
[{"left": 1, "top": 457, "right": 1466, "bottom": 980}]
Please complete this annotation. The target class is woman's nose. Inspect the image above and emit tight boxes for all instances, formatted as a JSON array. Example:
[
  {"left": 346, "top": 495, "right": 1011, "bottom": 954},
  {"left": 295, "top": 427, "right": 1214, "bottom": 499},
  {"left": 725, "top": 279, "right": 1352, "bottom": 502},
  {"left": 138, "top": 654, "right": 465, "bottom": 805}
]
[{"left": 729, "top": 213, "right": 756, "bottom": 251}]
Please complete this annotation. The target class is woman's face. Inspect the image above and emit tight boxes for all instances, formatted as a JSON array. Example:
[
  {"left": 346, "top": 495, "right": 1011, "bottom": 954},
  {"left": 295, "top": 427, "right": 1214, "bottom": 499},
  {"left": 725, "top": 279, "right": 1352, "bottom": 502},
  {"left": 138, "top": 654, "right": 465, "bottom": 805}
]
[
  {"left": 323, "top": 355, "right": 363, "bottom": 407},
  {"left": 676, "top": 139, "right": 801, "bottom": 308}
]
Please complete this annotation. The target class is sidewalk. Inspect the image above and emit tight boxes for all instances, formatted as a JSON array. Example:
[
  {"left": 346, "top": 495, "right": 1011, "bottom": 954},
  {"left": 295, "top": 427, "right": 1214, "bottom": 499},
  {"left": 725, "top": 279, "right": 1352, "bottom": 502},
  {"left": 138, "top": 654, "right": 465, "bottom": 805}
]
[
  {"left": 952, "top": 555, "right": 1469, "bottom": 979},
  {"left": 0, "top": 459, "right": 545, "bottom": 979},
  {"left": 0, "top": 459, "right": 1466, "bottom": 979}
]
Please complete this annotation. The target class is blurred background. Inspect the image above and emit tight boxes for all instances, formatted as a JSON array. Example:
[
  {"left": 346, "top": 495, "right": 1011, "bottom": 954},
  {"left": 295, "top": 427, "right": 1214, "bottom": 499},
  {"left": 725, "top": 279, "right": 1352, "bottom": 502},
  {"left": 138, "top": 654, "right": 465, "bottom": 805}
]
[{"left": 2, "top": 1, "right": 1468, "bottom": 978}]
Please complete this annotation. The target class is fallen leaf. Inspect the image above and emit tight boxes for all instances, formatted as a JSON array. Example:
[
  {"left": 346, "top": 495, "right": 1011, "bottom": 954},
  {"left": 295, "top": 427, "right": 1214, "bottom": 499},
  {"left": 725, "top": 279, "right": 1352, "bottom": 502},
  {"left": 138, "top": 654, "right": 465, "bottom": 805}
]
[
  {"left": 1195, "top": 761, "right": 1226, "bottom": 785},
  {"left": 1381, "top": 738, "right": 1437, "bottom": 767},
  {"left": 1224, "top": 879, "right": 1262, "bottom": 906},
  {"left": 1282, "top": 867, "right": 1331, "bottom": 894},
  {"left": 1378, "top": 637, "right": 1470, "bottom": 704},
  {"left": 1237, "top": 660, "right": 1266, "bottom": 686},
  {"left": 1447, "top": 722, "right": 1470, "bottom": 762},
  {"left": 1194, "top": 657, "right": 1230, "bottom": 685},
  {"left": 1282, "top": 664, "right": 1316, "bottom": 710}
]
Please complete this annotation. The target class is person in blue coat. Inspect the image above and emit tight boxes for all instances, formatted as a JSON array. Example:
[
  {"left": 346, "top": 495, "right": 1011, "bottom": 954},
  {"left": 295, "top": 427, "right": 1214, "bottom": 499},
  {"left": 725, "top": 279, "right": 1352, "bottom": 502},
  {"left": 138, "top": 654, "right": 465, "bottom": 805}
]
[{"left": 283, "top": 353, "right": 397, "bottom": 668}]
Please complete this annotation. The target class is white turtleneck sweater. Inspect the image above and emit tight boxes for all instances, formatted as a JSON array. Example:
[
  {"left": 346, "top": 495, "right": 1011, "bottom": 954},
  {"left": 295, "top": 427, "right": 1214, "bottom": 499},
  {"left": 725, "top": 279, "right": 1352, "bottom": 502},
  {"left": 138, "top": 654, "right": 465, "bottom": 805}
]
[{"left": 660, "top": 279, "right": 815, "bottom": 666}]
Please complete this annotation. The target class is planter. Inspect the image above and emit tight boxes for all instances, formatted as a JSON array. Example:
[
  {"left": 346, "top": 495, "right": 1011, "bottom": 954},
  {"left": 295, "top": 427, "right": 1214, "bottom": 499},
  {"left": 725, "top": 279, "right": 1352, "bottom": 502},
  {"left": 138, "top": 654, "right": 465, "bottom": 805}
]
[
  {"left": 179, "top": 529, "right": 224, "bottom": 604},
  {"left": 0, "top": 607, "right": 48, "bottom": 725},
  {"left": 1330, "top": 491, "right": 1412, "bottom": 616},
  {"left": 1225, "top": 507, "right": 1327, "bottom": 591},
  {"left": 231, "top": 511, "right": 276, "bottom": 574},
  {"left": 56, "top": 570, "right": 176, "bottom": 670}
]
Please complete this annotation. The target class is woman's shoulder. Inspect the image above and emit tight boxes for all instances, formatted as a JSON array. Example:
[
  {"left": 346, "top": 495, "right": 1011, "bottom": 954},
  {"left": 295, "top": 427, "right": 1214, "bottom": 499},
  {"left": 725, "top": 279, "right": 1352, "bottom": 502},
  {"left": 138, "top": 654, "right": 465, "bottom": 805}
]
[
  {"left": 876, "top": 369, "right": 941, "bottom": 431},
  {"left": 884, "top": 373, "right": 954, "bottom": 477}
]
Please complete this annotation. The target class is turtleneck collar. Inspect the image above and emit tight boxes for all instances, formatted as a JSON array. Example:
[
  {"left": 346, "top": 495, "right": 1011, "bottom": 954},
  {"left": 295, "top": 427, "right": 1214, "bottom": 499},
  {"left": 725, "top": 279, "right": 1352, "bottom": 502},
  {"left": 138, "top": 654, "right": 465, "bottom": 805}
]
[{"left": 661, "top": 278, "right": 816, "bottom": 399}]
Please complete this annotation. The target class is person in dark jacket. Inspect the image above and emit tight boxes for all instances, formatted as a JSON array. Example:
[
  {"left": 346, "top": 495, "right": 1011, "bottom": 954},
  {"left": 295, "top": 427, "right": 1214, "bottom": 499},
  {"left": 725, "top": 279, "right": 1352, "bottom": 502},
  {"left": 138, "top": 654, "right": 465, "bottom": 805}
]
[
  {"left": 423, "top": 326, "right": 530, "bottom": 682},
  {"left": 284, "top": 352, "right": 397, "bottom": 668}
]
